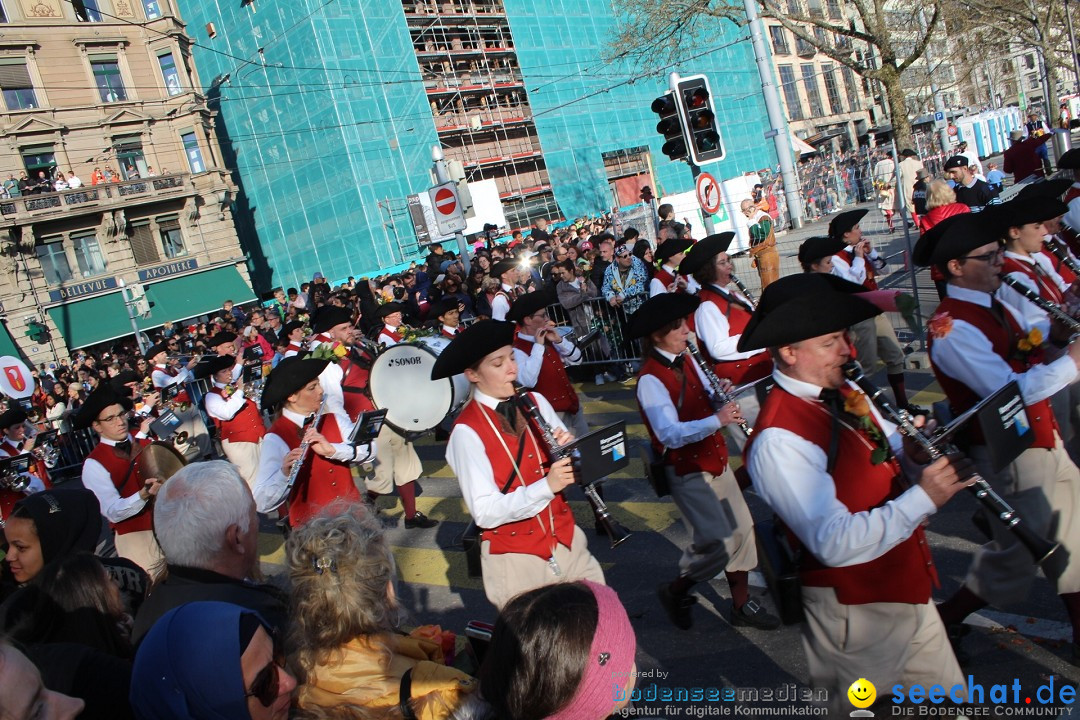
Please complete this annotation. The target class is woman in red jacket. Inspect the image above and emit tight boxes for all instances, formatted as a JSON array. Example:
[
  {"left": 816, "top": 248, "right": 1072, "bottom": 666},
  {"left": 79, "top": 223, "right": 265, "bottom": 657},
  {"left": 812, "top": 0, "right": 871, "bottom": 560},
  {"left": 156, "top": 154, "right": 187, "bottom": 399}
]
[{"left": 920, "top": 179, "right": 971, "bottom": 300}]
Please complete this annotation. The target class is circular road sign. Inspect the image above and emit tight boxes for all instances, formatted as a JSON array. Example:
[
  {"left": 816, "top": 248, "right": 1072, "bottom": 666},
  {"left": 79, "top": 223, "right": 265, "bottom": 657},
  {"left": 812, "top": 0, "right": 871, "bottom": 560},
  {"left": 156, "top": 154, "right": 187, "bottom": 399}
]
[
  {"left": 434, "top": 187, "right": 458, "bottom": 216},
  {"left": 696, "top": 172, "right": 721, "bottom": 215}
]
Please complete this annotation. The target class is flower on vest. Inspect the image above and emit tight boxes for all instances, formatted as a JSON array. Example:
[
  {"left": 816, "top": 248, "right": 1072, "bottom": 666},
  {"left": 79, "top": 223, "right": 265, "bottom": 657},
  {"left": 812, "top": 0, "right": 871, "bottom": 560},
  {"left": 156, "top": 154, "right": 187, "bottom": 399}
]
[
  {"left": 927, "top": 311, "right": 953, "bottom": 339},
  {"left": 840, "top": 386, "right": 891, "bottom": 465},
  {"left": 1016, "top": 327, "right": 1044, "bottom": 362},
  {"left": 310, "top": 342, "right": 348, "bottom": 363}
]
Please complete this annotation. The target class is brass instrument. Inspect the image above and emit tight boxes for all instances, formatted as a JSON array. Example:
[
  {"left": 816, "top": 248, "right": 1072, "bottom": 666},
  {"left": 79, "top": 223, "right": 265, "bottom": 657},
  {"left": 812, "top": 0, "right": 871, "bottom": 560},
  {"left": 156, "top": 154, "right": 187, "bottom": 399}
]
[
  {"left": 515, "top": 389, "right": 631, "bottom": 548},
  {"left": 1000, "top": 275, "right": 1080, "bottom": 334},
  {"left": 842, "top": 361, "right": 1060, "bottom": 565},
  {"left": 729, "top": 274, "right": 757, "bottom": 309},
  {"left": 684, "top": 341, "right": 753, "bottom": 436},
  {"left": 1045, "top": 235, "right": 1080, "bottom": 277},
  {"left": 31, "top": 431, "right": 59, "bottom": 469},
  {"left": 0, "top": 453, "right": 33, "bottom": 492}
]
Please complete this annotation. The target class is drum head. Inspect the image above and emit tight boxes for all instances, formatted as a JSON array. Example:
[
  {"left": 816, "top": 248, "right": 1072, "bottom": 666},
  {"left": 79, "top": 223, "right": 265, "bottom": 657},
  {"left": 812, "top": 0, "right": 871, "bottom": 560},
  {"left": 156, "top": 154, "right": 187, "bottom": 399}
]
[{"left": 369, "top": 343, "right": 453, "bottom": 433}]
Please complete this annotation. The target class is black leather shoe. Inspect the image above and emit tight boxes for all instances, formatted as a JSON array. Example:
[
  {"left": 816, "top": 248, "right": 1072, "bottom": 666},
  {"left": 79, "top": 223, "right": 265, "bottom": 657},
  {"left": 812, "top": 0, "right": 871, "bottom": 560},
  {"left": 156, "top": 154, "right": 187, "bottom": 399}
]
[
  {"left": 657, "top": 582, "right": 697, "bottom": 630},
  {"left": 904, "top": 403, "right": 930, "bottom": 418},
  {"left": 731, "top": 599, "right": 781, "bottom": 630},
  {"left": 404, "top": 511, "right": 438, "bottom": 529}
]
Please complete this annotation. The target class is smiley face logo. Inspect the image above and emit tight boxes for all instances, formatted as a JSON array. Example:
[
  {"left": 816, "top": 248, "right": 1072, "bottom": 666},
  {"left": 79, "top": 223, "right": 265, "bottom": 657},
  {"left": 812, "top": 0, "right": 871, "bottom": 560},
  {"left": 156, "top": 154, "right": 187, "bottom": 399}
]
[{"left": 847, "top": 678, "right": 876, "bottom": 709}]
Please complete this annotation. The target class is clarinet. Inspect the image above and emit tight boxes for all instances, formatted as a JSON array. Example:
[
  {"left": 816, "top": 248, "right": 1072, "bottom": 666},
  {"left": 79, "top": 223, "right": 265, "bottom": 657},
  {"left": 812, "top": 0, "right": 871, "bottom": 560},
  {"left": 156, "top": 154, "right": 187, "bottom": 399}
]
[
  {"left": 269, "top": 401, "right": 327, "bottom": 509},
  {"left": 514, "top": 389, "right": 631, "bottom": 548},
  {"left": 685, "top": 342, "right": 753, "bottom": 436},
  {"left": 1045, "top": 236, "right": 1080, "bottom": 277},
  {"left": 729, "top": 274, "right": 757, "bottom": 310},
  {"left": 842, "top": 361, "right": 1060, "bottom": 566},
  {"left": 1000, "top": 275, "right": 1080, "bottom": 334}
]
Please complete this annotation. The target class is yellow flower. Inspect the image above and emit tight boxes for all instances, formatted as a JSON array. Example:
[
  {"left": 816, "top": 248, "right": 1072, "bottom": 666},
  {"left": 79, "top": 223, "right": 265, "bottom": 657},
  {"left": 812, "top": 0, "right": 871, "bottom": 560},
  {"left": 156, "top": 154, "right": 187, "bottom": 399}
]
[
  {"left": 333, "top": 343, "right": 347, "bottom": 358},
  {"left": 843, "top": 390, "right": 871, "bottom": 418},
  {"left": 1028, "top": 328, "right": 1043, "bottom": 346},
  {"left": 1018, "top": 338, "right": 1033, "bottom": 352}
]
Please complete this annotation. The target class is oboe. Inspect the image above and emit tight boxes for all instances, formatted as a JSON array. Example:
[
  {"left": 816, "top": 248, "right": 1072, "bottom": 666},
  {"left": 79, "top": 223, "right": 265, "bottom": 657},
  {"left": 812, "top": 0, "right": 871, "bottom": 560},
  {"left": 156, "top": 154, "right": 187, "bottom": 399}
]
[
  {"left": 1045, "top": 236, "right": 1080, "bottom": 277},
  {"left": 1000, "top": 275, "right": 1080, "bottom": 334},
  {"left": 514, "top": 389, "right": 631, "bottom": 548},
  {"left": 842, "top": 361, "right": 1060, "bottom": 566},
  {"left": 685, "top": 342, "right": 753, "bottom": 436},
  {"left": 729, "top": 274, "right": 757, "bottom": 309}
]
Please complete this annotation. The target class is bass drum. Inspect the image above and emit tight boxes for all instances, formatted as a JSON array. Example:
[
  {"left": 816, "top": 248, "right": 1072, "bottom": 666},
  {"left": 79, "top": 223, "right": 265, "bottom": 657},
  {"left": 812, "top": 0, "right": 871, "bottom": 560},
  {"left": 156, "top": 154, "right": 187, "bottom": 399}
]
[{"left": 368, "top": 338, "right": 470, "bottom": 434}]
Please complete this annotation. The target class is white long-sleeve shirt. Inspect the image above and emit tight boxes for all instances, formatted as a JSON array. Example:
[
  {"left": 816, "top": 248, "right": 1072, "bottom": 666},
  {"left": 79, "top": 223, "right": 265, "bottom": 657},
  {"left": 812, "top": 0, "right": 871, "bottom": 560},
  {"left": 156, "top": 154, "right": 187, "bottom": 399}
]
[
  {"left": 512, "top": 332, "right": 581, "bottom": 389},
  {"left": 996, "top": 250, "right": 1070, "bottom": 338},
  {"left": 694, "top": 285, "right": 763, "bottom": 363},
  {"left": 490, "top": 286, "right": 513, "bottom": 322},
  {"left": 747, "top": 370, "right": 937, "bottom": 568},
  {"left": 252, "top": 407, "right": 374, "bottom": 513},
  {"left": 446, "top": 389, "right": 566, "bottom": 529},
  {"left": 648, "top": 264, "right": 681, "bottom": 297},
  {"left": 81, "top": 434, "right": 150, "bottom": 524},
  {"left": 636, "top": 348, "right": 723, "bottom": 449},
  {"left": 931, "top": 284, "right": 1078, "bottom": 406},
  {"left": 203, "top": 382, "right": 248, "bottom": 422},
  {"left": 150, "top": 364, "right": 190, "bottom": 389},
  {"left": 830, "top": 249, "right": 874, "bottom": 285},
  {"left": 309, "top": 341, "right": 348, "bottom": 419}
]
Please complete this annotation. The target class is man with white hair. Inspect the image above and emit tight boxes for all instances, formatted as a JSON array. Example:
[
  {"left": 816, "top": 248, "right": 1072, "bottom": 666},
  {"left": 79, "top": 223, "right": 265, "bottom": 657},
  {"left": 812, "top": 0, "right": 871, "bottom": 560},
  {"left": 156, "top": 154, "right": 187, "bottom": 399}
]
[{"left": 131, "top": 460, "right": 288, "bottom": 644}]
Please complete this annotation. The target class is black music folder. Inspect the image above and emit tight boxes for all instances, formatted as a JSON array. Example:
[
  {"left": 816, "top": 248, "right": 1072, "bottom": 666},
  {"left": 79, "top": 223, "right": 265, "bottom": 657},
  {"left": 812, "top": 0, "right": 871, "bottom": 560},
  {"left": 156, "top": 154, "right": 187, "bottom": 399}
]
[
  {"left": 975, "top": 382, "right": 1035, "bottom": 472},
  {"left": 564, "top": 421, "right": 628, "bottom": 485}
]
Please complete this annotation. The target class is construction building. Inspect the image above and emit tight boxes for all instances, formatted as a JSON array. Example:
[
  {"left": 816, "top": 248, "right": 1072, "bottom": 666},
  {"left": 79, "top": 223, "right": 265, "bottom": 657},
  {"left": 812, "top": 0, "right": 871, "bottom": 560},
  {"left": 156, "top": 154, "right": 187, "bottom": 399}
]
[{"left": 0, "top": 0, "right": 252, "bottom": 361}]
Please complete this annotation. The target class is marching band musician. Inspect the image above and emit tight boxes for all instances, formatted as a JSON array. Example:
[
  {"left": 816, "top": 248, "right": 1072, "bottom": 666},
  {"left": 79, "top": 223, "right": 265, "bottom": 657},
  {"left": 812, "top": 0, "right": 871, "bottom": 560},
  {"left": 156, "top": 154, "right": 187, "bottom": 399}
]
[
  {"left": 743, "top": 273, "right": 971, "bottom": 709},
  {"left": 649, "top": 239, "right": 692, "bottom": 296},
  {"left": 0, "top": 407, "right": 49, "bottom": 522},
  {"left": 917, "top": 212, "right": 1080, "bottom": 662},
  {"left": 75, "top": 386, "right": 163, "bottom": 572},
  {"left": 1058, "top": 149, "right": 1080, "bottom": 250},
  {"left": 432, "top": 297, "right": 462, "bottom": 339},
  {"left": 252, "top": 357, "right": 375, "bottom": 528},
  {"left": 632, "top": 293, "right": 779, "bottom": 632},
  {"left": 508, "top": 292, "right": 587, "bottom": 438},
  {"left": 371, "top": 300, "right": 436, "bottom": 529},
  {"left": 147, "top": 341, "right": 211, "bottom": 459},
  {"left": 203, "top": 332, "right": 244, "bottom": 383},
  {"left": 680, "top": 232, "right": 773, "bottom": 447},
  {"left": 490, "top": 259, "right": 521, "bottom": 322},
  {"left": 200, "top": 355, "right": 266, "bottom": 491},
  {"left": 282, "top": 320, "right": 306, "bottom": 358},
  {"left": 436, "top": 320, "right": 605, "bottom": 609},
  {"left": 828, "top": 209, "right": 917, "bottom": 412},
  {"left": 308, "top": 305, "right": 365, "bottom": 420},
  {"left": 1029, "top": 179, "right": 1080, "bottom": 285}
]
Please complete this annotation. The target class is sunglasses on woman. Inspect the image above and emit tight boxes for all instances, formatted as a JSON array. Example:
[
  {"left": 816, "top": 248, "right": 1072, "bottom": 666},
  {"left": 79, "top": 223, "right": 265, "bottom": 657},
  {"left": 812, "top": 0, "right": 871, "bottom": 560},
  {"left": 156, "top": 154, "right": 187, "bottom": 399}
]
[{"left": 245, "top": 640, "right": 286, "bottom": 707}]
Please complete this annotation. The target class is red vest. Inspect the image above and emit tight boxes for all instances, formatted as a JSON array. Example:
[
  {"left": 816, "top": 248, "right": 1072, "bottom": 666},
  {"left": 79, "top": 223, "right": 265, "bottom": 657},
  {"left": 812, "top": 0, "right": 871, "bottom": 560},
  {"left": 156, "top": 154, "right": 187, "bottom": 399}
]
[
  {"left": 207, "top": 388, "right": 265, "bottom": 443},
  {"left": 285, "top": 341, "right": 303, "bottom": 356},
  {"left": 638, "top": 354, "right": 729, "bottom": 476},
  {"left": 746, "top": 385, "right": 936, "bottom": 604},
  {"left": 454, "top": 398, "right": 575, "bottom": 559},
  {"left": 837, "top": 248, "right": 877, "bottom": 290},
  {"left": 441, "top": 327, "right": 460, "bottom": 340},
  {"left": 1041, "top": 246, "right": 1078, "bottom": 286},
  {"left": 653, "top": 267, "right": 676, "bottom": 291},
  {"left": 379, "top": 327, "right": 403, "bottom": 344},
  {"left": 1002, "top": 255, "right": 1065, "bottom": 304},
  {"left": 87, "top": 438, "right": 153, "bottom": 535},
  {"left": 691, "top": 286, "right": 774, "bottom": 384},
  {"left": 928, "top": 297, "right": 1058, "bottom": 448},
  {"left": 0, "top": 441, "right": 51, "bottom": 521},
  {"left": 154, "top": 366, "right": 191, "bottom": 405},
  {"left": 268, "top": 413, "right": 360, "bottom": 528},
  {"left": 339, "top": 356, "right": 375, "bottom": 421},
  {"left": 513, "top": 336, "right": 579, "bottom": 415}
]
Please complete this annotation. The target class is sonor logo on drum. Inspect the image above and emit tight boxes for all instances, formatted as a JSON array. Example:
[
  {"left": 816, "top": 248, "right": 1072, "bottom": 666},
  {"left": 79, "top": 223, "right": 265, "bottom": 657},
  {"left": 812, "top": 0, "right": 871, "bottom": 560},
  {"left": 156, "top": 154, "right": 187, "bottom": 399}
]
[{"left": 389, "top": 357, "right": 423, "bottom": 367}]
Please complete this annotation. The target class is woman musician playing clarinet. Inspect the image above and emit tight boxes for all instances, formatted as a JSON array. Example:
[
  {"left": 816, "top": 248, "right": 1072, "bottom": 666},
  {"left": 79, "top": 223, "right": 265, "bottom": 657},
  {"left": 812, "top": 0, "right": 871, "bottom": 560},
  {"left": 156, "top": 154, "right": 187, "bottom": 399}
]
[
  {"left": 916, "top": 210, "right": 1080, "bottom": 665},
  {"left": 253, "top": 357, "right": 375, "bottom": 529},
  {"left": 436, "top": 320, "right": 605, "bottom": 611},
  {"left": 631, "top": 292, "right": 780, "bottom": 633}
]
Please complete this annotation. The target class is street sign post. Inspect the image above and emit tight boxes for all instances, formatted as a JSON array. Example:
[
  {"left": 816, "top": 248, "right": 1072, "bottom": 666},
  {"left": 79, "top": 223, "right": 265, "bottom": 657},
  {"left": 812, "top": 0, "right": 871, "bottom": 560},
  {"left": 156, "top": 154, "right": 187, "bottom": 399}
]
[
  {"left": 934, "top": 110, "right": 946, "bottom": 128},
  {"left": 429, "top": 182, "right": 467, "bottom": 236},
  {"left": 696, "top": 172, "right": 721, "bottom": 215}
]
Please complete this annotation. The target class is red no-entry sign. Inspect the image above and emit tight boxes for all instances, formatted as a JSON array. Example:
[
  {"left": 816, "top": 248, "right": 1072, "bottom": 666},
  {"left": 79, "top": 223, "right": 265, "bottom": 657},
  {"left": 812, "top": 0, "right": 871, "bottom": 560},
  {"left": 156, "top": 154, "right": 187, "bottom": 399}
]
[
  {"left": 434, "top": 187, "right": 457, "bottom": 216},
  {"left": 428, "top": 182, "right": 467, "bottom": 235}
]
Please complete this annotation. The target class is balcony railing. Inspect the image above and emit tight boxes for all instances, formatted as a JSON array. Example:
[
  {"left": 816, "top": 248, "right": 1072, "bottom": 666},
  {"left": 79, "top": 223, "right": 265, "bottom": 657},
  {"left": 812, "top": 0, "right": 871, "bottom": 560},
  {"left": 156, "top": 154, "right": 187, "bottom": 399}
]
[{"left": 0, "top": 174, "right": 189, "bottom": 221}]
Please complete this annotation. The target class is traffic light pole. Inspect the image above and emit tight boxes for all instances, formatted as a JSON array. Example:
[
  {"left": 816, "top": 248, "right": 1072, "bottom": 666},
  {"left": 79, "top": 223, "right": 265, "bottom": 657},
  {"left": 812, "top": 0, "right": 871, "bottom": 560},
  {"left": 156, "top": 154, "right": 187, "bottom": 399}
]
[
  {"left": 431, "top": 146, "right": 471, "bottom": 275},
  {"left": 743, "top": 0, "right": 803, "bottom": 229},
  {"left": 687, "top": 159, "right": 718, "bottom": 234},
  {"left": 119, "top": 281, "right": 147, "bottom": 355}
]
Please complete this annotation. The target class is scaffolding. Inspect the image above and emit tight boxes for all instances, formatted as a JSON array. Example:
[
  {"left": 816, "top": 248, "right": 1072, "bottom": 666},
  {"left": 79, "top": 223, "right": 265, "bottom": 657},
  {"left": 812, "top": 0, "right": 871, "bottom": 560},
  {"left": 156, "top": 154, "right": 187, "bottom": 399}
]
[{"left": 402, "top": 0, "right": 561, "bottom": 230}]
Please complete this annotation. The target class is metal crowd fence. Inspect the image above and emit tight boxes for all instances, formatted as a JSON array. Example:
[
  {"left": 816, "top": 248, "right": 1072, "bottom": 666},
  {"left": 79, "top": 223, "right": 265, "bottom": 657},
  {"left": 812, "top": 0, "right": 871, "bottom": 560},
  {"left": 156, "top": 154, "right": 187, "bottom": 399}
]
[{"left": 544, "top": 296, "right": 643, "bottom": 367}]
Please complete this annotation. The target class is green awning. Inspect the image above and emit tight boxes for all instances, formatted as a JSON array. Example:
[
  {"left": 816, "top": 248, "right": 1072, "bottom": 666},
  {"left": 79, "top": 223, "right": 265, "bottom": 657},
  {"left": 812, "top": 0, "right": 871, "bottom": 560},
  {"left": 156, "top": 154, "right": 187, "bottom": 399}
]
[
  {"left": 0, "top": 322, "right": 22, "bottom": 358},
  {"left": 48, "top": 265, "right": 255, "bottom": 350}
]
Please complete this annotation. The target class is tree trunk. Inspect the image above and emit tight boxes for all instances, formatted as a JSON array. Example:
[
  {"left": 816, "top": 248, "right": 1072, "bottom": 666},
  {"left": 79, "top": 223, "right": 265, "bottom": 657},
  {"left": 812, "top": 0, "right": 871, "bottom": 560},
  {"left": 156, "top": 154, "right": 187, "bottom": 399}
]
[{"left": 879, "top": 64, "right": 915, "bottom": 150}]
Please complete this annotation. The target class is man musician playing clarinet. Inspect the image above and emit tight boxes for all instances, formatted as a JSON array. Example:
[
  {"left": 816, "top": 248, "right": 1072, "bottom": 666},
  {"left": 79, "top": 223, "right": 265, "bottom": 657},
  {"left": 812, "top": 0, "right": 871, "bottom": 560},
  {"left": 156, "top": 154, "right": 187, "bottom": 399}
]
[
  {"left": 917, "top": 211, "right": 1080, "bottom": 663},
  {"left": 253, "top": 357, "right": 375, "bottom": 528}
]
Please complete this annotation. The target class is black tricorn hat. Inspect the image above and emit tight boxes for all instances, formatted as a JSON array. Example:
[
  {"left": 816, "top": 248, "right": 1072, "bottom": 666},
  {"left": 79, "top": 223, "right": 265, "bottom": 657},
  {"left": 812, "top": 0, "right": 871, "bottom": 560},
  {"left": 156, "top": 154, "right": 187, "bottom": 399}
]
[
  {"left": 282, "top": 320, "right": 304, "bottom": 337},
  {"left": 194, "top": 354, "right": 236, "bottom": 380},
  {"left": 378, "top": 302, "right": 405, "bottom": 319},
  {"left": 491, "top": 258, "right": 520, "bottom": 279},
  {"left": 144, "top": 342, "right": 169, "bottom": 361},
  {"left": 260, "top": 357, "right": 329, "bottom": 410},
  {"left": 72, "top": 387, "right": 130, "bottom": 431},
  {"left": 1057, "top": 148, "right": 1080, "bottom": 170},
  {"left": 506, "top": 291, "right": 552, "bottom": 324},
  {"left": 429, "top": 297, "right": 460, "bottom": 320},
  {"left": 678, "top": 233, "right": 735, "bottom": 277},
  {"left": 206, "top": 332, "right": 237, "bottom": 348},
  {"left": 985, "top": 196, "right": 1069, "bottom": 232},
  {"left": 0, "top": 407, "right": 27, "bottom": 430},
  {"left": 626, "top": 293, "right": 701, "bottom": 340},
  {"left": 828, "top": 208, "right": 868, "bottom": 240},
  {"left": 1016, "top": 178, "right": 1072, "bottom": 201},
  {"left": 912, "top": 213, "right": 994, "bottom": 266},
  {"left": 431, "top": 320, "right": 515, "bottom": 380},
  {"left": 737, "top": 274, "right": 880, "bottom": 352},
  {"left": 798, "top": 236, "right": 847, "bottom": 266},
  {"left": 654, "top": 238, "right": 693, "bottom": 266},
  {"left": 311, "top": 306, "right": 352, "bottom": 334}
]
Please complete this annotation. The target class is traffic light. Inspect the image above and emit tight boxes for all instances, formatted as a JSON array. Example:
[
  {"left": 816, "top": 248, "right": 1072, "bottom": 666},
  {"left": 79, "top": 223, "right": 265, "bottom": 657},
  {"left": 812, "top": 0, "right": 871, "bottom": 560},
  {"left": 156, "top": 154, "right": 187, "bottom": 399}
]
[
  {"left": 25, "top": 320, "right": 48, "bottom": 344},
  {"left": 677, "top": 75, "right": 725, "bottom": 165},
  {"left": 651, "top": 91, "right": 687, "bottom": 162}
]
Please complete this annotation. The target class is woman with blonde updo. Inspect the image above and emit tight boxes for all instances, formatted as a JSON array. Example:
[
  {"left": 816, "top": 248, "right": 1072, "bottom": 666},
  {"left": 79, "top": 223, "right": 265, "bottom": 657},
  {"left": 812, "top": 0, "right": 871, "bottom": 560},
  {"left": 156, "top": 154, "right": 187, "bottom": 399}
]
[{"left": 287, "top": 507, "right": 476, "bottom": 719}]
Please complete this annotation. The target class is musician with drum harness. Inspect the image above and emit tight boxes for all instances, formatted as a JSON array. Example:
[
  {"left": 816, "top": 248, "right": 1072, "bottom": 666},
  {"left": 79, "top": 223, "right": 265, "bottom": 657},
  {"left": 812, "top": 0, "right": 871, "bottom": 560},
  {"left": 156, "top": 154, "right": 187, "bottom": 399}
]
[
  {"left": 252, "top": 357, "right": 375, "bottom": 529},
  {"left": 0, "top": 407, "right": 49, "bottom": 523},
  {"left": 436, "top": 320, "right": 605, "bottom": 609},
  {"left": 920, "top": 211, "right": 1080, "bottom": 663},
  {"left": 632, "top": 293, "right": 779, "bottom": 632},
  {"left": 75, "top": 387, "right": 165, "bottom": 572},
  {"left": 200, "top": 355, "right": 266, "bottom": 491}
]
